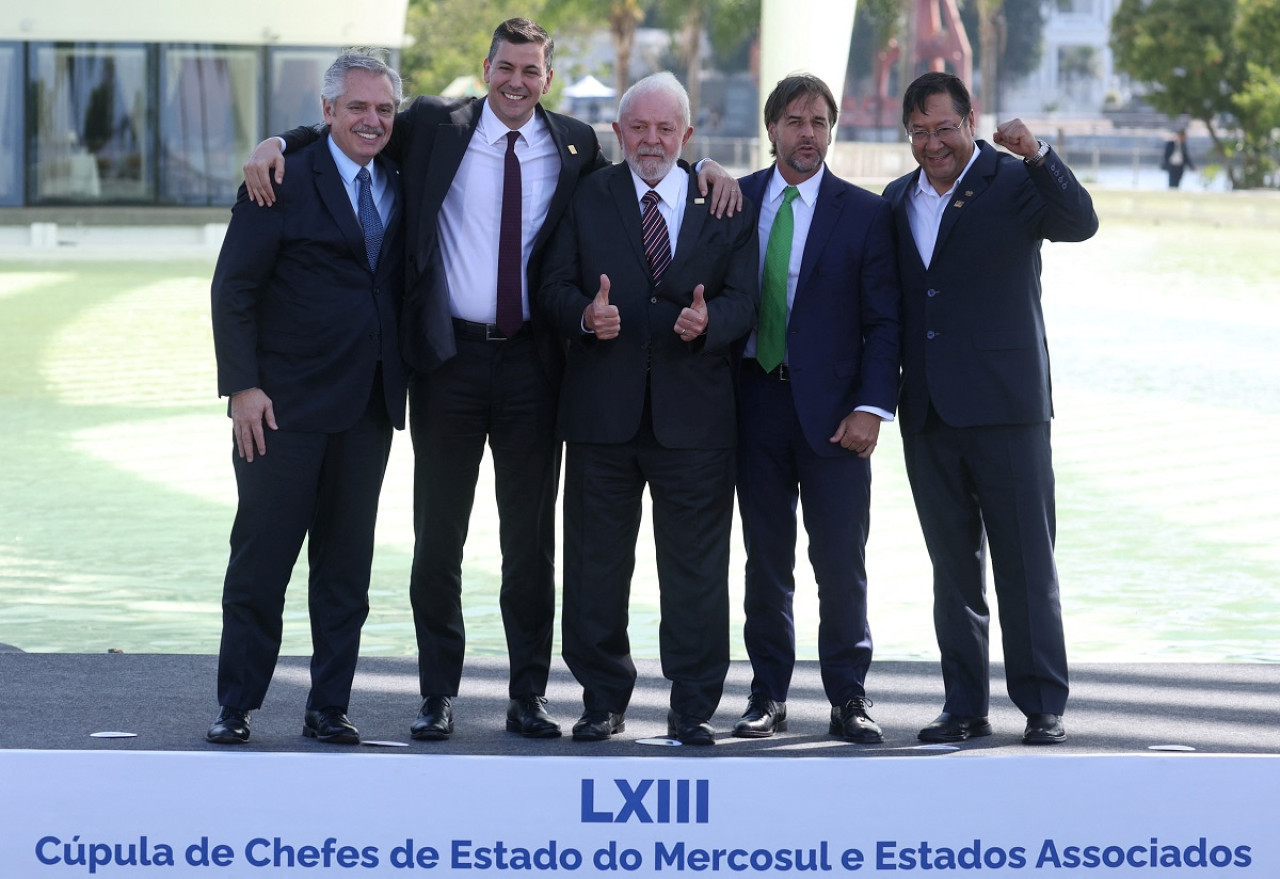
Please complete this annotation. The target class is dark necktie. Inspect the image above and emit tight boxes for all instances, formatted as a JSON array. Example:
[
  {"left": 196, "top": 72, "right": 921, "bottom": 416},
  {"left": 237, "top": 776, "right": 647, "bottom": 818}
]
[
  {"left": 496, "top": 130, "right": 524, "bottom": 337},
  {"left": 756, "top": 185, "right": 799, "bottom": 372},
  {"left": 356, "top": 166, "right": 383, "bottom": 271},
  {"left": 641, "top": 189, "right": 672, "bottom": 284}
]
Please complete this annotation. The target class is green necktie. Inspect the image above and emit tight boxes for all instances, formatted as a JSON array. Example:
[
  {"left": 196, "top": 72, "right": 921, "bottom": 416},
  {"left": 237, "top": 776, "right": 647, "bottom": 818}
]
[{"left": 756, "top": 185, "right": 799, "bottom": 373}]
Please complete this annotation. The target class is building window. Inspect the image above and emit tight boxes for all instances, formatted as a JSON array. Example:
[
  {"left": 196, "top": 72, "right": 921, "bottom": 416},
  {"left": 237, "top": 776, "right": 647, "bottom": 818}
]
[
  {"left": 268, "top": 48, "right": 344, "bottom": 134},
  {"left": 29, "top": 43, "right": 152, "bottom": 203},
  {"left": 160, "top": 45, "right": 261, "bottom": 206},
  {"left": 0, "top": 44, "right": 21, "bottom": 206}
]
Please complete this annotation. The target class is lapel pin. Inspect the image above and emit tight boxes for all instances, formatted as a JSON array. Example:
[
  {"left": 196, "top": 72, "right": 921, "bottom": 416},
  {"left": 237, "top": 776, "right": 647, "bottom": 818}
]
[
  {"left": 965, "top": 190, "right": 974, "bottom": 197},
  {"left": 568, "top": 144, "right": 578, "bottom": 155},
  {"left": 953, "top": 200, "right": 965, "bottom": 208},
  {"left": 694, "top": 197, "right": 705, "bottom": 205}
]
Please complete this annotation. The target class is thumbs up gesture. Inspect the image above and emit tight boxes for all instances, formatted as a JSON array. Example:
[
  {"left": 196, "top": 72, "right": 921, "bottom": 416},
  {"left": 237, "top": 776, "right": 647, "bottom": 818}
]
[
  {"left": 675, "top": 284, "right": 708, "bottom": 341},
  {"left": 584, "top": 274, "right": 621, "bottom": 339}
]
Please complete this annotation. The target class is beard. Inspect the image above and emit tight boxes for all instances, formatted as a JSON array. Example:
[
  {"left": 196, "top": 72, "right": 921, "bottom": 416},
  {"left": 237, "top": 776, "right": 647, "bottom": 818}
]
[
  {"left": 782, "top": 142, "right": 825, "bottom": 176},
  {"left": 624, "top": 145, "right": 677, "bottom": 183}
]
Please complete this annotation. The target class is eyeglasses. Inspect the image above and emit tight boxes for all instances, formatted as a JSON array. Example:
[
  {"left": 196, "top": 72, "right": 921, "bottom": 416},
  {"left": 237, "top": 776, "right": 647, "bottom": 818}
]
[{"left": 906, "top": 119, "right": 968, "bottom": 144}]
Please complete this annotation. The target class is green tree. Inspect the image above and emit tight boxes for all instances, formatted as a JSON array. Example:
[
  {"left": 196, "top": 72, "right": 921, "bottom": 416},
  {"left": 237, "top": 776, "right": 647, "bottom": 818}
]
[
  {"left": 402, "top": 0, "right": 550, "bottom": 97},
  {"left": 657, "top": 0, "right": 759, "bottom": 124},
  {"left": 538, "top": 0, "right": 655, "bottom": 106},
  {"left": 958, "top": 0, "right": 1045, "bottom": 113},
  {"left": 1110, "top": 0, "right": 1280, "bottom": 188}
]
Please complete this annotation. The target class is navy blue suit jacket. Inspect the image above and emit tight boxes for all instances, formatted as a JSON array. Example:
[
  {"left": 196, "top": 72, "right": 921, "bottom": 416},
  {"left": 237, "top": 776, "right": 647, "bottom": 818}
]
[
  {"left": 540, "top": 163, "right": 759, "bottom": 449},
  {"left": 738, "top": 166, "right": 901, "bottom": 456},
  {"left": 882, "top": 142, "right": 1098, "bottom": 433},
  {"left": 286, "top": 99, "right": 608, "bottom": 377},
  {"left": 212, "top": 139, "right": 407, "bottom": 431}
]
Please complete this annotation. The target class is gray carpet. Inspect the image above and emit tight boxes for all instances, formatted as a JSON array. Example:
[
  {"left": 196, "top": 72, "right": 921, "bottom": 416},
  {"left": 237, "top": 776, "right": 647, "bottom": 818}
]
[{"left": 2, "top": 652, "right": 1275, "bottom": 757}]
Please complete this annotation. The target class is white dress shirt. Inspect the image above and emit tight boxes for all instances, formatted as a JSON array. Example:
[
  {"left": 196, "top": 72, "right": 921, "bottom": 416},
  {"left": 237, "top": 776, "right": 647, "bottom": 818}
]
[
  {"left": 626, "top": 162, "right": 688, "bottom": 257},
  {"left": 326, "top": 136, "right": 393, "bottom": 225},
  {"left": 905, "top": 146, "right": 980, "bottom": 268},
  {"left": 439, "top": 100, "right": 561, "bottom": 323}
]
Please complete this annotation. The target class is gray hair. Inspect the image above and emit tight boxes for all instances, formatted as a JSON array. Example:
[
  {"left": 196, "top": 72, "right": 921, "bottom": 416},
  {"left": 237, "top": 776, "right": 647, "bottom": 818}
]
[
  {"left": 617, "top": 72, "right": 690, "bottom": 130},
  {"left": 321, "top": 49, "right": 403, "bottom": 106}
]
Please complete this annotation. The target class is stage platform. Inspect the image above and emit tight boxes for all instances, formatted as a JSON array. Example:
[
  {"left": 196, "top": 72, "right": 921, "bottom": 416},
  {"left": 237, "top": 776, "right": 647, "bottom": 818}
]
[{"left": 3, "top": 651, "right": 1276, "bottom": 756}]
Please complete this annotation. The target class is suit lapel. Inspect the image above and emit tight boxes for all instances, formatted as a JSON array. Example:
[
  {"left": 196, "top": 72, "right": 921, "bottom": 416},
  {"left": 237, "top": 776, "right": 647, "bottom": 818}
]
[
  {"left": 607, "top": 167, "right": 651, "bottom": 273},
  {"left": 796, "top": 168, "right": 841, "bottom": 295},
  {"left": 888, "top": 170, "right": 927, "bottom": 275},
  {"left": 312, "top": 144, "right": 367, "bottom": 267},
  {"left": 932, "top": 140, "right": 996, "bottom": 262},
  {"left": 668, "top": 166, "right": 705, "bottom": 281},
  {"left": 534, "top": 106, "right": 581, "bottom": 251},
  {"left": 418, "top": 100, "right": 481, "bottom": 247},
  {"left": 374, "top": 152, "right": 402, "bottom": 273}
]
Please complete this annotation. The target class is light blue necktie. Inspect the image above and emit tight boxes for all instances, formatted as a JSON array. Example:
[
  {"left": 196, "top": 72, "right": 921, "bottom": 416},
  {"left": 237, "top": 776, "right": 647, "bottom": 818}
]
[{"left": 356, "top": 166, "right": 383, "bottom": 271}]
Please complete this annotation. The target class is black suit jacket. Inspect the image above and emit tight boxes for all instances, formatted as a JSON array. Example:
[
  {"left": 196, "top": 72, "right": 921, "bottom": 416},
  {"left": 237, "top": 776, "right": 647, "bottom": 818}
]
[
  {"left": 286, "top": 98, "right": 607, "bottom": 377},
  {"left": 539, "top": 163, "right": 758, "bottom": 449},
  {"left": 881, "top": 142, "right": 1097, "bottom": 433},
  {"left": 212, "top": 139, "right": 406, "bottom": 431},
  {"left": 738, "top": 166, "right": 901, "bottom": 456}
]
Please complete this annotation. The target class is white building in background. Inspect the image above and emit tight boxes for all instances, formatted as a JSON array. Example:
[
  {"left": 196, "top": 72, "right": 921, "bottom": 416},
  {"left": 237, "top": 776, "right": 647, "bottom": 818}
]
[
  {"left": 1001, "top": 0, "right": 1124, "bottom": 116},
  {"left": 0, "top": 0, "right": 407, "bottom": 208}
]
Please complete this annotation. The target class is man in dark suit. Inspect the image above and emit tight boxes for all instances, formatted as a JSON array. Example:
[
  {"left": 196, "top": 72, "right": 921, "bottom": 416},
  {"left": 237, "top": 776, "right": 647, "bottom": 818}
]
[
  {"left": 731, "top": 75, "right": 901, "bottom": 742},
  {"left": 1161, "top": 129, "right": 1194, "bottom": 189},
  {"left": 540, "top": 72, "right": 758, "bottom": 746},
  {"left": 206, "top": 52, "right": 406, "bottom": 746},
  {"left": 881, "top": 72, "right": 1097, "bottom": 745},
  {"left": 244, "top": 20, "right": 740, "bottom": 741}
]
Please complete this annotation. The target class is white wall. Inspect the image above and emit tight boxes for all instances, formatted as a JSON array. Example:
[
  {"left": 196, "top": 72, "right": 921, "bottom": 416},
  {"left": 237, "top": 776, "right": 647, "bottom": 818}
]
[{"left": 0, "top": 0, "right": 408, "bottom": 47}]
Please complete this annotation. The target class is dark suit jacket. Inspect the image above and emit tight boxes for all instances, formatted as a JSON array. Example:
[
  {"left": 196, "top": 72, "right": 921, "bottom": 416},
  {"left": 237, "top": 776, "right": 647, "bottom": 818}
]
[
  {"left": 212, "top": 139, "right": 407, "bottom": 431},
  {"left": 539, "top": 163, "right": 758, "bottom": 449},
  {"left": 738, "top": 166, "right": 901, "bottom": 456},
  {"left": 1162, "top": 139, "right": 1194, "bottom": 171},
  {"left": 285, "top": 98, "right": 607, "bottom": 378},
  {"left": 881, "top": 141, "right": 1098, "bottom": 433}
]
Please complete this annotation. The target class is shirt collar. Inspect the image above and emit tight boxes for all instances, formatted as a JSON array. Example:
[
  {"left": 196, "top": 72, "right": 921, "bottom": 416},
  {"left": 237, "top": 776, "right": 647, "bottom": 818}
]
[
  {"left": 628, "top": 162, "right": 686, "bottom": 208},
  {"left": 766, "top": 164, "right": 824, "bottom": 207},
  {"left": 326, "top": 134, "right": 374, "bottom": 186},
  {"left": 913, "top": 141, "right": 980, "bottom": 201},
  {"left": 479, "top": 99, "right": 546, "bottom": 147}
]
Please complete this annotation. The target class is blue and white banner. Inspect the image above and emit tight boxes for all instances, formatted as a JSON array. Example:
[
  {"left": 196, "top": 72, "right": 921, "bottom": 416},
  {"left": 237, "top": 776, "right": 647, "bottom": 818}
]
[{"left": 1, "top": 751, "right": 1274, "bottom": 875}]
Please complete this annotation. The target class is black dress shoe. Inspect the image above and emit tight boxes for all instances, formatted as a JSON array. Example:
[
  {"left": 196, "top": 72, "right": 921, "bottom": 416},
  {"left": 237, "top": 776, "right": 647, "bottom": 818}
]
[
  {"left": 506, "top": 696, "right": 562, "bottom": 738},
  {"left": 1023, "top": 713, "right": 1066, "bottom": 745},
  {"left": 410, "top": 695, "right": 453, "bottom": 741},
  {"left": 303, "top": 707, "right": 360, "bottom": 744},
  {"left": 917, "top": 712, "right": 992, "bottom": 743},
  {"left": 667, "top": 711, "right": 716, "bottom": 746},
  {"left": 829, "top": 697, "right": 884, "bottom": 743},
  {"left": 206, "top": 706, "right": 251, "bottom": 744},
  {"left": 571, "top": 710, "right": 625, "bottom": 742},
  {"left": 732, "top": 694, "right": 787, "bottom": 738}
]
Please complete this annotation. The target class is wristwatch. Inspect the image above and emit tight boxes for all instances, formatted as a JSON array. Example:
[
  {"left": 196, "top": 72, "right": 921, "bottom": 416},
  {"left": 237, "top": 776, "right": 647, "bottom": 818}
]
[{"left": 1024, "top": 140, "right": 1050, "bottom": 167}]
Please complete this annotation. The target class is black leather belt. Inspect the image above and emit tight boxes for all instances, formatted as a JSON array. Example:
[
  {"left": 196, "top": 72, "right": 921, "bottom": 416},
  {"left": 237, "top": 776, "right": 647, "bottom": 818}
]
[
  {"left": 452, "top": 318, "right": 529, "bottom": 341},
  {"left": 744, "top": 358, "right": 789, "bottom": 381}
]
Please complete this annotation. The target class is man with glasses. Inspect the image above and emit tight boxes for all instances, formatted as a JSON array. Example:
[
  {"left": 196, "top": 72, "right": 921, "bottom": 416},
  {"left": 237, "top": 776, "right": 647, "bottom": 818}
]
[{"left": 881, "top": 72, "right": 1097, "bottom": 746}]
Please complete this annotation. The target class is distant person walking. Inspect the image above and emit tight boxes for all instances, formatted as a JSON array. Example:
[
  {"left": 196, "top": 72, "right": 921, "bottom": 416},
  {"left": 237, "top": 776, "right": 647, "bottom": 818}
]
[{"left": 1162, "top": 130, "right": 1194, "bottom": 189}]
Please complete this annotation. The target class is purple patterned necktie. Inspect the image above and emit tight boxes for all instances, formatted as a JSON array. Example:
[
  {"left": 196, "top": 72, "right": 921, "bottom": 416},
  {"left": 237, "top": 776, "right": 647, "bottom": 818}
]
[
  {"left": 641, "top": 190, "right": 672, "bottom": 284},
  {"left": 496, "top": 130, "right": 524, "bottom": 337}
]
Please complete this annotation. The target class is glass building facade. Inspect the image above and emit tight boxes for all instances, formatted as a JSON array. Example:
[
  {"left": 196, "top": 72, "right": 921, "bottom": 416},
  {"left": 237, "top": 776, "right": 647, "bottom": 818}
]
[{"left": 10, "top": 42, "right": 356, "bottom": 207}]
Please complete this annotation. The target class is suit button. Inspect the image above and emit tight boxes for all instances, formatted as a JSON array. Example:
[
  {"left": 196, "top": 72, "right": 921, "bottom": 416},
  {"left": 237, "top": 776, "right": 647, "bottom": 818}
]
[
  {"left": 926, "top": 331, "right": 937, "bottom": 340},
  {"left": 927, "top": 288, "right": 938, "bottom": 297},
  {"left": 650, "top": 296, "right": 658, "bottom": 304}
]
